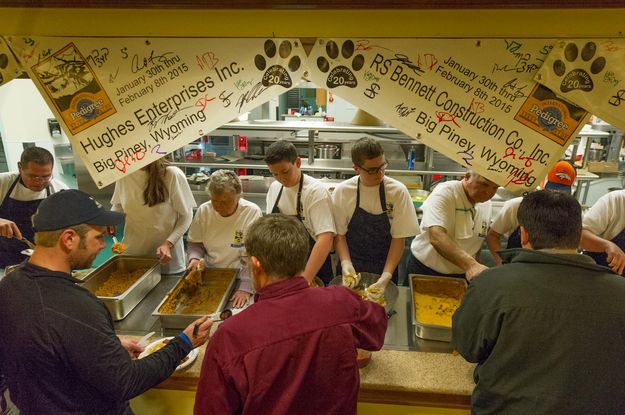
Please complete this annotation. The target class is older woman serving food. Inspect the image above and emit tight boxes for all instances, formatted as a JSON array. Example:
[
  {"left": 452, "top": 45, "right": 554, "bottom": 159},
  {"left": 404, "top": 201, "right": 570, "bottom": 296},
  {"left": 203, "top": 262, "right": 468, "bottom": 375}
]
[{"left": 186, "top": 170, "right": 262, "bottom": 308}]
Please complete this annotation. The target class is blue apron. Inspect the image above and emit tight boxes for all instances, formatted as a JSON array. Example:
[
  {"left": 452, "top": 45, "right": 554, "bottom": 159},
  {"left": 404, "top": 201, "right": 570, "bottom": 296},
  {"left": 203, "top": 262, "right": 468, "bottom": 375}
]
[
  {"left": 0, "top": 176, "right": 50, "bottom": 268},
  {"left": 339, "top": 178, "right": 398, "bottom": 284},
  {"left": 506, "top": 226, "right": 522, "bottom": 249},
  {"left": 584, "top": 227, "right": 625, "bottom": 274},
  {"left": 271, "top": 174, "right": 333, "bottom": 284}
]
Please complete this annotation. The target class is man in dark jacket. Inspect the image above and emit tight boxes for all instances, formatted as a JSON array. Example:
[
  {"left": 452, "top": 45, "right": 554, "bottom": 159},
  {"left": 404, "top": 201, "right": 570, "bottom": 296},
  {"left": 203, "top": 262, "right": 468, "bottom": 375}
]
[
  {"left": 452, "top": 190, "right": 625, "bottom": 415},
  {"left": 195, "top": 214, "right": 388, "bottom": 415},
  {"left": 0, "top": 189, "right": 212, "bottom": 415}
]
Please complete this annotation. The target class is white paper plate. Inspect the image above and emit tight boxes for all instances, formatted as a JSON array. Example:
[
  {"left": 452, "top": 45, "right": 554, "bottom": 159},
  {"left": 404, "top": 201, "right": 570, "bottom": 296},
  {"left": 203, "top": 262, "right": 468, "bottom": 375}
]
[{"left": 138, "top": 336, "right": 199, "bottom": 371}]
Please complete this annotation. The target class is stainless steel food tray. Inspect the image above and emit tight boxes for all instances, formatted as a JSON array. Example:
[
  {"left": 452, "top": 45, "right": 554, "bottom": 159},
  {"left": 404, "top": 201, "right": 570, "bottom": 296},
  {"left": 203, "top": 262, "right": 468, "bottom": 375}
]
[
  {"left": 329, "top": 272, "right": 399, "bottom": 314},
  {"left": 409, "top": 274, "right": 467, "bottom": 342},
  {"left": 81, "top": 255, "right": 161, "bottom": 321},
  {"left": 152, "top": 268, "right": 239, "bottom": 329}
]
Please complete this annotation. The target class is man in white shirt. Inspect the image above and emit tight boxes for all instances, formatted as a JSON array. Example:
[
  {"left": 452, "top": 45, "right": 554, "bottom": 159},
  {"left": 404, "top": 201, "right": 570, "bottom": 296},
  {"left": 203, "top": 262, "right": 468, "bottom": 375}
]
[
  {"left": 580, "top": 189, "right": 625, "bottom": 275},
  {"left": 265, "top": 140, "right": 336, "bottom": 284},
  {"left": 332, "top": 137, "right": 419, "bottom": 284},
  {"left": 408, "top": 171, "right": 498, "bottom": 280},
  {"left": 0, "top": 146, "right": 67, "bottom": 268},
  {"left": 486, "top": 160, "right": 576, "bottom": 265}
]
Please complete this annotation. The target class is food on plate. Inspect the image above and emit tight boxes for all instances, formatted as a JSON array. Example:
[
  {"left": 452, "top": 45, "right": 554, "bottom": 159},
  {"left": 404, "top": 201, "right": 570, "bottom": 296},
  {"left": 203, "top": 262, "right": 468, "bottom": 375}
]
[
  {"left": 94, "top": 267, "right": 148, "bottom": 297},
  {"left": 111, "top": 242, "right": 127, "bottom": 254},
  {"left": 412, "top": 278, "right": 466, "bottom": 327},
  {"left": 142, "top": 338, "right": 189, "bottom": 366}
]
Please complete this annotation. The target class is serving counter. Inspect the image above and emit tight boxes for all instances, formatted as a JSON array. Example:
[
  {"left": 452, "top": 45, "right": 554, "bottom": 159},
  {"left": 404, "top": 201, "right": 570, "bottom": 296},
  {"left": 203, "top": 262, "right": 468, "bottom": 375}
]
[{"left": 120, "top": 276, "right": 475, "bottom": 414}]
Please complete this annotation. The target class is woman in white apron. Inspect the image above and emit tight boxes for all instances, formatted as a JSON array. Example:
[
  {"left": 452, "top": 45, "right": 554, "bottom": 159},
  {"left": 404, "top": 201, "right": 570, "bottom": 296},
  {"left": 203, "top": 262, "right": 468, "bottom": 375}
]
[
  {"left": 186, "top": 170, "right": 262, "bottom": 307},
  {"left": 111, "top": 159, "right": 196, "bottom": 274}
]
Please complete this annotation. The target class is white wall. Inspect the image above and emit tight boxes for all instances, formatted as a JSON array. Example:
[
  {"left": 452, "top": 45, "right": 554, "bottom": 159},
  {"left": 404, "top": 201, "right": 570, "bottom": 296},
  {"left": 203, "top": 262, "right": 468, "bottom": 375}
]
[
  {"left": 325, "top": 92, "right": 358, "bottom": 123},
  {"left": 0, "top": 79, "right": 70, "bottom": 180}
]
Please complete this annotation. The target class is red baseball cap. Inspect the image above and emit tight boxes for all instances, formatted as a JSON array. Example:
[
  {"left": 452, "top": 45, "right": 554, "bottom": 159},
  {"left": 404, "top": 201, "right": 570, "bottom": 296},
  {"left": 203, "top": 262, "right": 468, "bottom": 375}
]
[{"left": 544, "top": 161, "right": 577, "bottom": 193}]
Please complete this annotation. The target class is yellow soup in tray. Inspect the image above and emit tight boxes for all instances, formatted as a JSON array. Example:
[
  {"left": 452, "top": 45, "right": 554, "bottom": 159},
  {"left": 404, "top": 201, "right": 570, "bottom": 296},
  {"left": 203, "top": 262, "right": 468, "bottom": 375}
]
[{"left": 412, "top": 277, "right": 466, "bottom": 327}]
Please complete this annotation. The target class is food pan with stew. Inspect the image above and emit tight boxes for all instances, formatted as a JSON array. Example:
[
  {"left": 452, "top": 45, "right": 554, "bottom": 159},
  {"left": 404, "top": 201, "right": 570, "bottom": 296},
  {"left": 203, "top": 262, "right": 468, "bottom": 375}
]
[{"left": 153, "top": 268, "right": 238, "bottom": 329}]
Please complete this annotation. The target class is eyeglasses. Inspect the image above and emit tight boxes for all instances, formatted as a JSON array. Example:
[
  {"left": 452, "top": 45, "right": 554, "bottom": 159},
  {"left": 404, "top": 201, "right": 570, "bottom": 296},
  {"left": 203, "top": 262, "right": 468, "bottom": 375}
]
[
  {"left": 357, "top": 161, "right": 388, "bottom": 175},
  {"left": 270, "top": 165, "right": 293, "bottom": 179},
  {"left": 23, "top": 173, "right": 52, "bottom": 182}
]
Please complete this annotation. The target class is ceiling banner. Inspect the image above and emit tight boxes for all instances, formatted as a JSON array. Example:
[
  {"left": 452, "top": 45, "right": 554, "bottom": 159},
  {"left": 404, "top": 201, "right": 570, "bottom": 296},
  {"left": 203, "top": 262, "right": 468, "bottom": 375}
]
[
  {"left": 307, "top": 38, "right": 588, "bottom": 194},
  {"left": 535, "top": 39, "right": 625, "bottom": 131},
  {"left": 5, "top": 36, "right": 305, "bottom": 188},
  {"left": 0, "top": 37, "right": 22, "bottom": 87}
]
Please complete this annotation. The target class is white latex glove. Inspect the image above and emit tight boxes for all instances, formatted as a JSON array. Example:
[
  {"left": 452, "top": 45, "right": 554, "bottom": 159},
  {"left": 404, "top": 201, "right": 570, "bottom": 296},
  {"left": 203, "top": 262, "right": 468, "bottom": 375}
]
[
  {"left": 341, "top": 260, "right": 360, "bottom": 288},
  {"left": 366, "top": 271, "right": 393, "bottom": 302}
]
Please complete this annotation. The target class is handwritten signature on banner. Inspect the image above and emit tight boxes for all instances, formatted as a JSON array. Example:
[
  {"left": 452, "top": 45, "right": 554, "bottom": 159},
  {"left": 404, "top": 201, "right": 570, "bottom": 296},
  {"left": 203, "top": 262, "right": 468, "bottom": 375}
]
[
  {"left": 196, "top": 51, "right": 220, "bottom": 71},
  {"left": 86, "top": 47, "right": 109, "bottom": 68},
  {"left": 19, "top": 37, "right": 52, "bottom": 64},
  {"left": 130, "top": 49, "right": 177, "bottom": 74},
  {"left": 113, "top": 147, "right": 146, "bottom": 173}
]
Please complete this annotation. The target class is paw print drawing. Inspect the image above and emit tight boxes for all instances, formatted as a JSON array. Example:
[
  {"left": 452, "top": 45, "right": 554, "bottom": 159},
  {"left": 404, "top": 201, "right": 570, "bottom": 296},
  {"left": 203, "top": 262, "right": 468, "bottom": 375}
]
[
  {"left": 552, "top": 42, "right": 606, "bottom": 93},
  {"left": 316, "top": 40, "right": 364, "bottom": 89},
  {"left": 254, "top": 39, "right": 301, "bottom": 88}
]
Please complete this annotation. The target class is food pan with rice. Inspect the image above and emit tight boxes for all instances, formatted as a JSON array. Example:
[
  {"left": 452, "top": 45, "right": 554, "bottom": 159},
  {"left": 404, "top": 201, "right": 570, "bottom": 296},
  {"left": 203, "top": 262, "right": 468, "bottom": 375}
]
[{"left": 81, "top": 256, "right": 160, "bottom": 320}]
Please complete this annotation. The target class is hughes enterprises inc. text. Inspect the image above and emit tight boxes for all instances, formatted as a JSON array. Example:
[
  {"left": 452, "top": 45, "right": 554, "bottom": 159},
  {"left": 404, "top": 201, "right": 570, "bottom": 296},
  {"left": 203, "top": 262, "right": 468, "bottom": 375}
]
[{"left": 78, "top": 78, "right": 213, "bottom": 173}]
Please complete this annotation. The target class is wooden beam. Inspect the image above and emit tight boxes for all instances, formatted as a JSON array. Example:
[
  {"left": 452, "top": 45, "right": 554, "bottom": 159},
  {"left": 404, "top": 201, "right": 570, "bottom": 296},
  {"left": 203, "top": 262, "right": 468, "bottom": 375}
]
[{"left": 0, "top": 0, "right": 623, "bottom": 9}]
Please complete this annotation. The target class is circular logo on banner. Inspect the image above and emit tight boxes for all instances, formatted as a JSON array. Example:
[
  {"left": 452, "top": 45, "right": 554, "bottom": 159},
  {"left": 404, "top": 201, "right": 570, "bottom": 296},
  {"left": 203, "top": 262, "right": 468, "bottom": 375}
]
[{"left": 69, "top": 93, "right": 104, "bottom": 122}]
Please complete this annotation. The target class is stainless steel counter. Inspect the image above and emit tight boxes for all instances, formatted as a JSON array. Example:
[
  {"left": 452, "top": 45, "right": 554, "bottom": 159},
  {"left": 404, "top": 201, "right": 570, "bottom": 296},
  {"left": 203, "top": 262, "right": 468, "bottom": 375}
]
[{"left": 115, "top": 277, "right": 454, "bottom": 354}]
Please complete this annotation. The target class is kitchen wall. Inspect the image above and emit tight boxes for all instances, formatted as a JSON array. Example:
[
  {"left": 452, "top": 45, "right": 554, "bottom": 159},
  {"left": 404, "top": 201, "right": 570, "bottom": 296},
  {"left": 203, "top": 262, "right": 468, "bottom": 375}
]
[{"left": 0, "top": 79, "right": 76, "bottom": 187}]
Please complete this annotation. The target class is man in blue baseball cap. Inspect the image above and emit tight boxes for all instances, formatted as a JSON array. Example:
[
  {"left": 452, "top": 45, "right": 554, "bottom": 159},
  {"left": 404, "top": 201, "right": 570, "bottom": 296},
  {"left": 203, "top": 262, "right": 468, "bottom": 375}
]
[{"left": 0, "top": 189, "right": 212, "bottom": 414}]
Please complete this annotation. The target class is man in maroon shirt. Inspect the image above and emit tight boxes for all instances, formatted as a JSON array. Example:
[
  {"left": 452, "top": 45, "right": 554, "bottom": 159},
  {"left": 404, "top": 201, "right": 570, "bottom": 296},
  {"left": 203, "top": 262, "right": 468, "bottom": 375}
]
[{"left": 194, "top": 214, "right": 387, "bottom": 415}]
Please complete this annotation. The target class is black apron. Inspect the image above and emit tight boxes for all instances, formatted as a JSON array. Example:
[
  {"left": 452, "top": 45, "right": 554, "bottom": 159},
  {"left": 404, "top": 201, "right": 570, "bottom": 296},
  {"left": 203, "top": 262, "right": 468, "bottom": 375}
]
[
  {"left": 506, "top": 226, "right": 522, "bottom": 249},
  {"left": 0, "top": 176, "right": 50, "bottom": 268},
  {"left": 406, "top": 254, "right": 466, "bottom": 279},
  {"left": 339, "top": 178, "right": 398, "bottom": 284},
  {"left": 271, "top": 174, "right": 333, "bottom": 283},
  {"left": 584, "top": 227, "right": 625, "bottom": 274}
]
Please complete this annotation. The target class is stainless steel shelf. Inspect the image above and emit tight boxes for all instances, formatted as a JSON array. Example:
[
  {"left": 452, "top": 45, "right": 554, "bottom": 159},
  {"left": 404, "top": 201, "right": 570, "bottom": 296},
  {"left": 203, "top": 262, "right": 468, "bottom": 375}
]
[
  {"left": 210, "top": 120, "right": 406, "bottom": 135},
  {"left": 172, "top": 159, "right": 465, "bottom": 176}
]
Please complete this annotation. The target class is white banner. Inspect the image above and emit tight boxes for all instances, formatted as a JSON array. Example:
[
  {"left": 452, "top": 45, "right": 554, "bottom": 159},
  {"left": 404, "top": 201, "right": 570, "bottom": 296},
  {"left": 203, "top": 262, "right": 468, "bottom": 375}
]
[
  {"left": 307, "top": 38, "right": 588, "bottom": 193},
  {"left": 0, "top": 36, "right": 22, "bottom": 87},
  {"left": 5, "top": 36, "right": 306, "bottom": 188},
  {"left": 535, "top": 39, "right": 625, "bottom": 131}
]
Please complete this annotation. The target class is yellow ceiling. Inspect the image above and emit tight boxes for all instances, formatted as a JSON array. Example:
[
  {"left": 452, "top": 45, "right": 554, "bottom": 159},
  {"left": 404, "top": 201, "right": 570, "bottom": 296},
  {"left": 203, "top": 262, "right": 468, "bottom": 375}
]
[{"left": 0, "top": 7, "right": 624, "bottom": 38}]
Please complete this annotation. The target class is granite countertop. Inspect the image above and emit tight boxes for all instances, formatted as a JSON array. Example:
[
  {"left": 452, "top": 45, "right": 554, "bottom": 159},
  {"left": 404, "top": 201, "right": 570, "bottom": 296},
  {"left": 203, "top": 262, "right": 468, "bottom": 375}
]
[
  {"left": 127, "top": 329, "right": 476, "bottom": 408},
  {"left": 121, "top": 281, "right": 476, "bottom": 408}
]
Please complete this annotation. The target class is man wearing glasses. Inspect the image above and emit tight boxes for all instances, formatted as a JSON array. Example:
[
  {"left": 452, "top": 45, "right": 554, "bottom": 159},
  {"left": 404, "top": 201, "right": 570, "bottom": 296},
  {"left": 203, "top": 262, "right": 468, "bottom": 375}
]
[
  {"left": 408, "top": 171, "right": 499, "bottom": 281},
  {"left": 333, "top": 138, "right": 419, "bottom": 286},
  {"left": 0, "top": 146, "right": 67, "bottom": 269}
]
